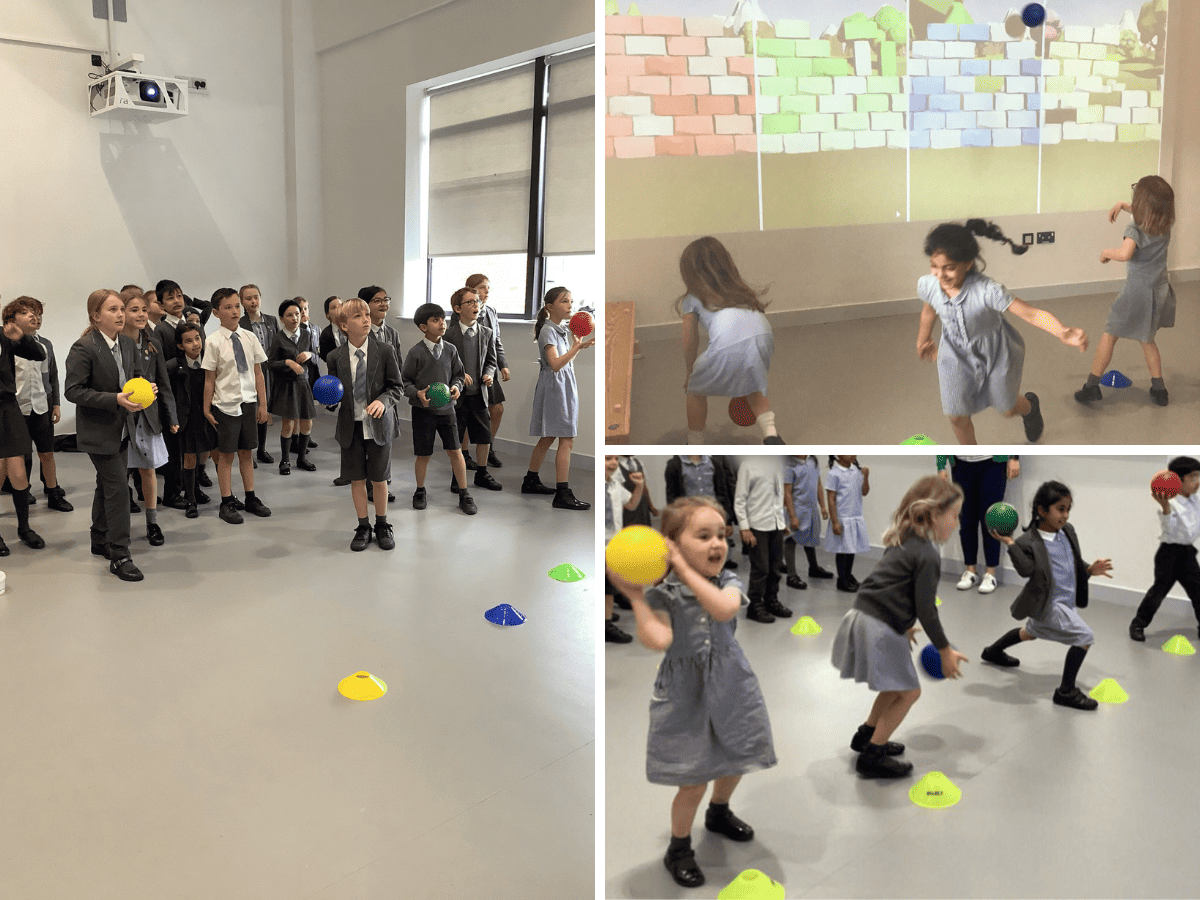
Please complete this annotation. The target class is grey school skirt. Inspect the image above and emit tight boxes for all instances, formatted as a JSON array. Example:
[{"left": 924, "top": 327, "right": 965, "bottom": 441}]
[{"left": 831, "top": 608, "right": 919, "bottom": 692}]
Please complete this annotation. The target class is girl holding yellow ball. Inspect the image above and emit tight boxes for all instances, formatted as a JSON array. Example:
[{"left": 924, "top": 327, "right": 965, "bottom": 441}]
[{"left": 608, "top": 496, "right": 775, "bottom": 890}]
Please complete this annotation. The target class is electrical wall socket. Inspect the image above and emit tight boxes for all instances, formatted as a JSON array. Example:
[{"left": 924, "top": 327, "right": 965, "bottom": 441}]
[
  {"left": 1022, "top": 233, "right": 1034, "bottom": 245},
  {"left": 1037, "top": 231, "right": 1055, "bottom": 244},
  {"left": 176, "top": 75, "right": 209, "bottom": 94}
]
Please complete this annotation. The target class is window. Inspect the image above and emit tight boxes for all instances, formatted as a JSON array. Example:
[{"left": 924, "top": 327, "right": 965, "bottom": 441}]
[{"left": 407, "top": 37, "right": 595, "bottom": 320}]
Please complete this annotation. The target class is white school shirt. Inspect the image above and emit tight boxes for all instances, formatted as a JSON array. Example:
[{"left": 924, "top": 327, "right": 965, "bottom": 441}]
[
  {"left": 422, "top": 337, "right": 443, "bottom": 358},
  {"left": 14, "top": 337, "right": 49, "bottom": 415},
  {"left": 201, "top": 326, "right": 266, "bottom": 415},
  {"left": 1160, "top": 493, "right": 1200, "bottom": 546},
  {"left": 606, "top": 471, "right": 632, "bottom": 541},
  {"left": 734, "top": 455, "right": 787, "bottom": 532},
  {"left": 347, "top": 338, "right": 369, "bottom": 422}
]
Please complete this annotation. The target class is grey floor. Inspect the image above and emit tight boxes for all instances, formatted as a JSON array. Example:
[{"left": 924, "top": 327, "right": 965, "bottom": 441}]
[
  {"left": 605, "top": 550, "right": 1200, "bottom": 899},
  {"left": 0, "top": 419, "right": 594, "bottom": 900},
  {"left": 622, "top": 283, "right": 1200, "bottom": 445}
]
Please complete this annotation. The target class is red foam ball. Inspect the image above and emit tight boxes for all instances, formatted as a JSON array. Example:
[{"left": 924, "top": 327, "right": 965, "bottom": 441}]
[
  {"left": 569, "top": 310, "right": 594, "bottom": 338},
  {"left": 1151, "top": 470, "right": 1182, "bottom": 499},
  {"left": 728, "top": 396, "right": 755, "bottom": 427}
]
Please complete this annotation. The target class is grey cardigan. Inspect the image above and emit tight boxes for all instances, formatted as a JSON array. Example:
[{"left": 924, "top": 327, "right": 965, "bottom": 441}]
[{"left": 1006, "top": 523, "right": 1091, "bottom": 621}]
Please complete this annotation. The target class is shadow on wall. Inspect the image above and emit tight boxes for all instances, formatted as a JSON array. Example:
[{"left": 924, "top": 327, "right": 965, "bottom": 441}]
[{"left": 98, "top": 126, "right": 241, "bottom": 281}]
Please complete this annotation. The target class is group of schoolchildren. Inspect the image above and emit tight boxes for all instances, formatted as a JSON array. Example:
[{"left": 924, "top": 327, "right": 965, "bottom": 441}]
[
  {"left": 607, "top": 454, "right": 1200, "bottom": 888},
  {"left": 0, "top": 275, "right": 594, "bottom": 582}
]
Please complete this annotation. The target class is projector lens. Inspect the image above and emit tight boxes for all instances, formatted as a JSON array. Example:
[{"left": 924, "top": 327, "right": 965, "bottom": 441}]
[{"left": 139, "top": 81, "right": 161, "bottom": 102}]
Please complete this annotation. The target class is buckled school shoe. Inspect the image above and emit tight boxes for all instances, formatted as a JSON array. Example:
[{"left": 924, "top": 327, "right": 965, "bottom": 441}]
[
  {"left": 520, "top": 473, "right": 556, "bottom": 495},
  {"left": 764, "top": 598, "right": 792, "bottom": 618},
  {"left": 808, "top": 565, "right": 833, "bottom": 578},
  {"left": 1052, "top": 687, "right": 1098, "bottom": 710},
  {"left": 146, "top": 524, "right": 165, "bottom": 547},
  {"left": 855, "top": 743, "right": 913, "bottom": 778},
  {"left": 109, "top": 556, "right": 144, "bottom": 582},
  {"left": 279, "top": 460, "right": 291, "bottom": 476},
  {"left": 350, "top": 524, "right": 373, "bottom": 552},
  {"left": 458, "top": 492, "right": 478, "bottom": 515},
  {"left": 850, "top": 724, "right": 904, "bottom": 755},
  {"left": 18, "top": 528, "right": 45, "bottom": 550},
  {"left": 663, "top": 846, "right": 704, "bottom": 889},
  {"left": 704, "top": 805, "right": 754, "bottom": 842},
  {"left": 746, "top": 602, "right": 775, "bottom": 624},
  {"left": 412, "top": 487, "right": 427, "bottom": 510},
  {"left": 474, "top": 470, "right": 502, "bottom": 491},
  {"left": 45, "top": 487, "right": 74, "bottom": 512},
  {"left": 981, "top": 645, "right": 1020, "bottom": 667},
  {"left": 295, "top": 458, "right": 316, "bottom": 472},
  {"left": 185, "top": 503, "right": 199, "bottom": 519},
  {"left": 786, "top": 575, "right": 807, "bottom": 590},
  {"left": 488, "top": 450, "right": 502, "bottom": 468}
]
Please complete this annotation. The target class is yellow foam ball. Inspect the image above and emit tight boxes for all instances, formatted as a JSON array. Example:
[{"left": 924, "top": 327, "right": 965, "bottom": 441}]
[
  {"left": 123, "top": 377, "right": 155, "bottom": 409},
  {"left": 605, "top": 525, "right": 669, "bottom": 586}
]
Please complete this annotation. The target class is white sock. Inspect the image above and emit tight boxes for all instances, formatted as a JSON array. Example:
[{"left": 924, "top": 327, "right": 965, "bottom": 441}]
[
  {"left": 687, "top": 430, "right": 706, "bottom": 445},
  {"left": 756, "top": 411, "right": 777, "bottom": 437}
]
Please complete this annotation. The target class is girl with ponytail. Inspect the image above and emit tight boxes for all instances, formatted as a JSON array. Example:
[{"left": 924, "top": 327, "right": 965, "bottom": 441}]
[
  {"left": 915, "top": 219, "right": 1089, "bottom": 444},
  {"left": 830, "top": 474, "right": 968, "bottom": 779}
]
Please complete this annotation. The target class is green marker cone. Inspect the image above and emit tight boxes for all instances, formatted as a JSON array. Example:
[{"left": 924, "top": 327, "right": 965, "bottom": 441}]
[
  {"left": 1089, "top": 678, "right": 1128, "bottom": 704},
  {"left": 791, "top": 615, "right": 821, "bottom": 636},
  {"left": 909, "top": 771, "right": 961, "bottom": 809},
  {"left": 902, "top": 434, "right": 938, "bottom": 445},
  {"left": 718, "top": 868, "right": 785, "bottom": 900},
  {"left": 548, "top": 563, "right": 585, "bottom": 582},
  {"left": 1162, "top": 635, "right": 1196, "bottom": 656}
]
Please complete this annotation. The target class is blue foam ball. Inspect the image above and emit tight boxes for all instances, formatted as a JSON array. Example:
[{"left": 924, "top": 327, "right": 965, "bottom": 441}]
[
  {"left": 920, "top": 643, "right": 945, "bottom": 679},
  {"left": 1021, "top": 3, "right": 1045, "bottom": 28},
  {"left": 312, "top": 374, "right": 344, "bottom": 405}
]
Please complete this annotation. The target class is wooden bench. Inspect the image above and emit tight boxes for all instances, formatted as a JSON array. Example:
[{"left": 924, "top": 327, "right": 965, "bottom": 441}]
[{"left": 605, "top": 301, "right": 636, "bottom": 444}]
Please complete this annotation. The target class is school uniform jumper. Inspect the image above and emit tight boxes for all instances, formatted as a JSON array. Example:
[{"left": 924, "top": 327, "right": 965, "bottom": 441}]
[
  {"left": 479, "top": 303, "right": 507, "bottom": 405},
  {"left": 266, "top": 329, "right": 317, "bottom": 420},
  {"left": 645, "top": 569, "right": 777, "bottom": 785},
  {"left": 14, "top": 334, "right": 59, "bottom": 482},
  {"left": 1132, "top": 492, "right": 1200, "bottom": 630},
  {"left": 664, "top": 455, "right": 737, "bottom": 521},
  {"left": 918, "top": 272, "right": 1025, "bottom": 417},
  {"left": 1106, "top": 224, "right": 1175, "bottom": 342},
  {"left": 529, "top": 321, "right": 578, "bottom": 438},
  {"left": 681, "top": 294, "right": 773, "bottom": 398},
  {"left": 328, "top": 336, "right": 405, "bottom": 484},
  {"left": 444, "top": 321, "right": 496, "bottom": 444},
  {"left": 0, "top": 330, "right": 46, "bottom": 457},
  {"left": 832, "top": 534, "right": 950, "bottom": 692}
]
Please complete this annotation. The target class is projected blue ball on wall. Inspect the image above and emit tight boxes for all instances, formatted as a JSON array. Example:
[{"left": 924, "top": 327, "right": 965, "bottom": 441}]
[{"left": 1021, "top": 3, "right": 1046, "bottom": 28}]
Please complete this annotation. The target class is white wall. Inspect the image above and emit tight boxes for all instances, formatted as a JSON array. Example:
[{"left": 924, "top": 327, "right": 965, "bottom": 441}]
[
  {"left": 0, "top": 0, "right": 322, "bottom": 431},
  {"left": 314, "top": 0, "right": 597, "bottom": 459},
  {"left": 626, "top": 453, "right": 1189, "bottom": 608}
]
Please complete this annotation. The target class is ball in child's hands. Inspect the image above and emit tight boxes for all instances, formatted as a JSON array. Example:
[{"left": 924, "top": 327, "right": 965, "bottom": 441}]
[
  {"left": 1151, "top": 470, "right": 1182, "bottom": 499},
  {"left": 123, "top": 377, "right": 155, "bottom": 409},
  {"left": 728, "top": 396, "right": 755, "bottom": 427},
  {"left": 427, "top": 382, "right": 452, "bottom": 408},
  {"left": 312, "top": 375, "right": 344, "bottom": 405},
  {"left": 985, "top": 502, "right": 1019, "bottom": 537},
  {"left": 606, "top": 525, "right": 670, "bottom": 586},
  {"left": 569, "top": 310, "right": 594, "bottom": 338},
  {"left": 920, "top": 643, "right": 945, "bottom": 679}
]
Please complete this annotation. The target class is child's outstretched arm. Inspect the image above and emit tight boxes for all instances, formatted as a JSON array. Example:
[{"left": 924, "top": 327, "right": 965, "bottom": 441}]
[
  {"left": 916, "top": 304, "right": 938, "bottom": 361},
  {"left": 1100, "top": 237, "right": 1137, "bottom": 264},
  {"left": 1108, "top": 200, "right": 1132, "bottom": 223},
  {"left": 681, "top": 313, "right": 699, "bottom": 390},
  {"left": 609, "top": 570, "right": 673, "bottom": 651},
  {"left": 1006, "top": 298, "right": 1088, "bottom": 352}
]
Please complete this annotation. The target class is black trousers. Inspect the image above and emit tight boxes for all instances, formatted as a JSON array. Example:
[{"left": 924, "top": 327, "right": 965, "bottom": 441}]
[
  {"left": 89, "top": 448, "right": 132, "bottom": 557},
  {"left": 952, "top": 458, "right": 1008, "bottom": 569},
  {"left": 747, "top": 528, "right": 783, "bottom": 605},
  {"left": 1133, "top": 544, "right": 1200, "bottom": 627}
]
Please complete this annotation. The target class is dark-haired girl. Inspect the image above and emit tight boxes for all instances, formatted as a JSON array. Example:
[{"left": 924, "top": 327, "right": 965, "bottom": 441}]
[
  {"left": 266, "top": 298, "right": 317, "bottom": 474},
  {"left": 981, "top": 480, "right": 1113, "bottom": 710},
  {"left": 523, "top": 287, "right": 593, "bottom": 509},
  {"left": 168, "top": 321, "right": 217, "bottom": 517},
  {"left": 1077, "top": 175, "right": 1176, "bottom": 406},
  {"left": 915, "top": 219, "right": 1089, "bottom": 444}
]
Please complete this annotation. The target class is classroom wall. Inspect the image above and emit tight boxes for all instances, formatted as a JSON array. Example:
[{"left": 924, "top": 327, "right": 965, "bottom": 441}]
[
  {"left": 313, "top": 0, "right": 597, "bottom": 458},
  {"left": 627, "top": 453, "right": 1189, "bottom": 608},
  {"left": 606, "top": 3, "right": 1199, "bottom": 331},
  {"left": 0, "top": 0, "right": 322, "bottom": 432}
]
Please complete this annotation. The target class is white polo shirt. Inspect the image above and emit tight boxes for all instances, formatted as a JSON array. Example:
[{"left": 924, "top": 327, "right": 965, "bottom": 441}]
[{"left": 201, "top": 326, "right": 266, "bottom": 416}]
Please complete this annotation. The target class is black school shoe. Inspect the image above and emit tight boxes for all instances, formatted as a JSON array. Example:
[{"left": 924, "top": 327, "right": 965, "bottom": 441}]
[
  {"left": 185, "top": 503, "right": 199, "bottom": 519},
  {"left": 1053, "top": 687, "right": 1098, "bottom": 710},
  {"left": 45, "top": 487, "right": 74, "bottom": 512},
  {"left": 1022, "top": 391, "right": 1044, "bottom": 442},
  {"left": 374, "top": 522, "right": 395, "bottom": 551},
  {"left": 90, "top": 541, "right": 109, "bottom": 559},
  {"left": 786, "top": 575, "right": 807, "bottom": 590},
  {"left": 450, "top": 477, "right": 461, "bottom": 494},
  {"left": 605, "top": 619, "right": 632, "bottom": 643},
  {"left": 1129, "top": 621, "right": 1146, "bottom": 642},
  {"left": 764, "top": 598, "right": 793, "bottom": 618},
  {"left": 109, "top": 556, "right": 144, "bottom": 582},
  {"left": 1074, "top": 382, "right": 1102, "bottom": 404},
  {"left": 474, "top": 470, "right": 502, "bottom": 491},
  {"left": 746, "top": 602, "right": 775, "bottom": 624},
  {"left": 0, "top": 536, "right": 8, "bottom": 557},
  {"left": 146, "top": 524, "right": 165, "bottom": 547},
  {"left": 18, "top": 528, "right": 45, "bottom": 550},
  {"left": 458, "top": 492, "right": 478, "bottom": 515},
  {"left": 855, "top": 743, "right": 913, "bottom": 778},
  {"left": 332, "top": 475, "right": 352, "bottom": 487},
  {"left": 163, "top": 494, "right": 189, "bottom": 510},
  {"left": 412, "top": 487, "right": 427, "bottom": 510},
  {"left": 663, "top": 845, "right": 704, "bottom": 889},
  {"left": 464, "top": 456, "right": 478, "bottom": 471},
  {"left": 488, "top": 449, "right": 502, "bottom": 468},
  {"left": 835, "top": 580, "right": 859, "bottom": 593},
  {"left": 809, "top": 565, "right": 834, "bottom": 578},
  {"left": 552, "top": 487, "right": 590, "bottom": 510},
  {"left": 850, "top": 723, "right": 904, "bottom": 755},
  {"left": 521, "top": 473, "right": 556, "bottom": 495},
  {"left": 279, "top": 460, "right": 291, "bottom": 476},
  {"left": 219, "top": 503, "right": 244, "bottom": 525},
  {"left": 704, "top": 805, "right": 754, "bottom": 842},
  {"left": 196, "top": 468, "right": 212, "bottom": 488},
  {"left": 257, "top": 450, "right": 274, "bottom": 464},
  {"left": 981, "top": 645, "right": 1020, "bottom": 667},
  {"left": 350, "top": 524, "right": 373, "bottom": 552},
  {"left": 295, "top": 458, "right": 316, "bottom": 472},
  {"left": 244, "top": 497, "right": 271, "bottom": 517},
  {"left": 195, "top": 489, "right": 211, "bottom": 504}
]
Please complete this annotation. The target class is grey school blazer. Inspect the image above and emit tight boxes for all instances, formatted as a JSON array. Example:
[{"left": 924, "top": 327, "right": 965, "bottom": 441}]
[
  {"left": 1006, "top": 523, "right": 1091, "bottom": 621},
  {"left": 326, "top": 335, "right": 405, "bottom": 448},
  {"left": 64, "top": 329, "right": 143, "bottom": 455}
]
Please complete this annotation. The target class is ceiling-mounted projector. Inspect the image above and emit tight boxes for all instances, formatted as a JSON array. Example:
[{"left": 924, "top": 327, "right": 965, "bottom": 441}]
[{"left": 89, "top": 71, "right": 188, "bottom": 123}]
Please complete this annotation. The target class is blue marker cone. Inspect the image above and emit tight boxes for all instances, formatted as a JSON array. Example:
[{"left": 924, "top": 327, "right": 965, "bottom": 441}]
[
  {"left": 485, "top": 604, "right": 526, "bottom": 626},
  {"left": 1101, "top": 370, "right": 1132, "bottom": 388}
]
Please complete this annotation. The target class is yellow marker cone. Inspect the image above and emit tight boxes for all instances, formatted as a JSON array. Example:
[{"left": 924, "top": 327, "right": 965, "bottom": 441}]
[
  {"left": 1162, "top": 635, "right": 1196, "bottom": 656},
  {"left": 338, "top": 671, "right": 387, "bottom": 701},
  {"left": 718, "top": 868, "right": 785, "bottom": 900},
  {"left": 791, "top": 615, "right": 821, "bottom": 636},
  {"left": 935, "top": 595, "right": 942, "bottom": 607},
  {"left": 909, "top": 771, "right": 961, "bottom": 809},
  {"left": 1089, "top": 678, "right": 1128, "bottom": 704}
]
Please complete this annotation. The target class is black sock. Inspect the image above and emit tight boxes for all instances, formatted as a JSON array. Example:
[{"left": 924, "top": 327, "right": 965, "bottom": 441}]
[
  {"left": 12, "top": 487, "right": 31, "bottom": 531},
  {"left": 297, "top": 433, "right": 310, "bottom": 461},
  {"left": 375, "top": 515, "right": 388, "bottom": 527},
  {"left": 556, "top": 481, "right": 569, "bottom": 490},
  {"left": 1061, "top": 645, "right": 1088, "bottom": 691},
  {"left": 182, "top": 467, "right": 196, "bottom": 503},
  {"left": 1151, "top": 377, "right": 1166, "bottom": 390},
  {"left": 1086, "top": 372, "right": 1102, "bottom": 387},
  {"left": 358, "top": 516, "right": 369, "bottom": 528},
  {"left": 783, "top": 537, "right": 797, "bottom": 576},
  {"left": 280, "top": 436, "right": 291, "bottom": 463},
  {"left": 805, "top": 546, "right": 819, "bottom": 568},
  {"left": 991, "top": 627, "right": 1024, "bottom": 653},
  {"left": 708, "top": 801, "right": 729, "bottom": 815},
  {"left": 245, "top": 491, "right": 257, "bottom": 502},
  {"left": 668, "top": 834, "right": 692, "bottom": 853},
  {"left": 257, "top": 422, "right": 267, "bottom": 448},
  {"left": 836, "top": 553, "right": 853, "bottom": 581},
  {"left": 222, "top": 494, "right": 234, "bottom": 505},
  {"left": 526, "top": 470, "right": 539, "bottom": 480}
]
